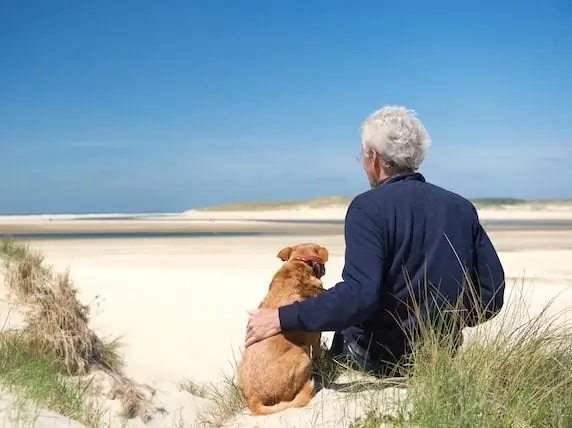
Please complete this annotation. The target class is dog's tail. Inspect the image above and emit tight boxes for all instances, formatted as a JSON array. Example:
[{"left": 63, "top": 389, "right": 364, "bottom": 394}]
[{"left": 248, "top": 380, "right": 315, "bottom": 416}]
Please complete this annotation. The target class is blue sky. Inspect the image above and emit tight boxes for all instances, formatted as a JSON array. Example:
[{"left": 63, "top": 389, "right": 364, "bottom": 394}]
[{"left": 1, "top": 1, "right": 571, "bottom": 214}]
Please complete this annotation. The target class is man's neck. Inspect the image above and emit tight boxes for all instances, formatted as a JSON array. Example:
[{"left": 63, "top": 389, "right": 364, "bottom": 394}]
[
  {"left": 378, "top": 167, "right": 413, "bottom": 182},
  {"left": 373, "top": 169, "right": 419, "bottom": 188}
]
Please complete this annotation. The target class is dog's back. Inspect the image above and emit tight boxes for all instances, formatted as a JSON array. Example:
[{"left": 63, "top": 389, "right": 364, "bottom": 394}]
[{"left": 237, "top": 243, "right": 328, "bottom": 416}]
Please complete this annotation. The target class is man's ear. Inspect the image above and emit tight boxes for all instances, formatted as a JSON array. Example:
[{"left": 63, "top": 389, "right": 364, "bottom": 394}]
[
  {"left": 277, "top": 246, "right": 293, "bottom": 261},
  {"left": 317, "top": 246, "right": 329, "bottom": 262}
]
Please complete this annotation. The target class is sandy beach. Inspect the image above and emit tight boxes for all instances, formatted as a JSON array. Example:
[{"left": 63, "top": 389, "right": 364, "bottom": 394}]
[
  {"left": 1, "top": 204, "right": 572, "bottom": 238},
  {"left": 1, "top": 206, "right": 572, "bottom": 427}
]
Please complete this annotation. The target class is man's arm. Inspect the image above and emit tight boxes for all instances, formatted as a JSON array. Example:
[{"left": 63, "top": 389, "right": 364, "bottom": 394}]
[
  {"left": 471, "top": 218, "right": 505, "bottom": 323},
  {"left": 278, "top": 198, "right": 385, "bottom": 332}
]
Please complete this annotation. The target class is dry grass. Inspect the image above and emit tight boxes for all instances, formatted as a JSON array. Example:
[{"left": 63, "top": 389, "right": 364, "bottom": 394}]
[
  {"left": 0, "top": 237, "right": 156, "bottom": 424},
  {"left": 180, "top": 354, "right": 246, "bottom": 428},
  {"left": 183, "top": 372, "right": 246, "bottom": 427},
  {"left": 179, "top": 378, "right": 210, "bottom": 398}
]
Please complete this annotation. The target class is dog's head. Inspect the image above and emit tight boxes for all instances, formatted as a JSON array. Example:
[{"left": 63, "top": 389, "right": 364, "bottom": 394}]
[{"left": 276, "top": 243, "right": 329, "bottom": 279}]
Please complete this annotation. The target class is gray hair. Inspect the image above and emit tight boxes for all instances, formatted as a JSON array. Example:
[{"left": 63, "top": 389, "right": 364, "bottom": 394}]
[{"left": 360, "top": 105, "right": 431, "bottom": 171}]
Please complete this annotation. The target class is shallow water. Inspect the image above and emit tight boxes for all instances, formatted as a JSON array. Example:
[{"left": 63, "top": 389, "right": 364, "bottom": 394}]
[
  {"left": 5, "top": 218, "right": 572, "bottom": 241},
  {"left": 253, "top": 218, "right": 572, "bottom": 229}
]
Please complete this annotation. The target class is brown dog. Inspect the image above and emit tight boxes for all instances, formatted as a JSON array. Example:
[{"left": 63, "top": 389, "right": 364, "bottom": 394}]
[{"left": 237, "top": 243, "right": 329, "bottom": 416}]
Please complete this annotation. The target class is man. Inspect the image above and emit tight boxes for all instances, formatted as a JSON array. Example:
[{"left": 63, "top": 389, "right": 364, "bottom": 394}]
[{"left": 244, "top": 105, "right": 505, "bottom": 374}]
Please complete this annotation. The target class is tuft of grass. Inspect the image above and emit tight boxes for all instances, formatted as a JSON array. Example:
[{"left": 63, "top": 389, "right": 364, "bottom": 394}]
[
  {"left": 394, "top": 310, "right": 572, "bottom": 427},
  {"left": 0, "top": 238, "right": 119, "bottom": 376},
  {"left": 0, "top": 334, "right": 102, "bottom": 427},
  {"left": 179, "top": 378, "right": 210, "bottom": 398},
  {"left": 183, "top": 356, "right": 246, "bottom": 428},
  {"left": 99, "top": 336, "right": 125, "bottom": 374},
  {"left": 194, "top": 373, "right": 246, "bottom": 427},
  {"left": 0, "top": 237, "right": 154, "bottom": 423},
  {"left": 201, "top": 374, "right": 246, "bottom": 427},
  {"left": 348, "top": 267, "right": 572, "bottom": 428}
]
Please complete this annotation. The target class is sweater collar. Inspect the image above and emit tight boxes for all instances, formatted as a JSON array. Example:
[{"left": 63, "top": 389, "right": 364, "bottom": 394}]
[{"left": 375, "top": 172, "right": 426, "bottom": 188}]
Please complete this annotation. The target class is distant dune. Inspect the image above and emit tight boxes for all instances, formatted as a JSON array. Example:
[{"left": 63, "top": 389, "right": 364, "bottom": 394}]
[
  {"left": 195, "top": 196, "right": 352, "bottom": 211},
  {"left": 196, "top": 196, "right": 572, "bottom": 212}
]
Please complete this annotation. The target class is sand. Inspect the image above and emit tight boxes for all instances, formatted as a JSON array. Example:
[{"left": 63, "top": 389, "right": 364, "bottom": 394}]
[
  {"left": 183, "top": 203, "right": 572, "bottom": 221},
  {"left": 2, "top": 203, "right": 572, "bottom": 236},
  {"left": 0, "top": 208, "right": 571, "bottom": 427}
]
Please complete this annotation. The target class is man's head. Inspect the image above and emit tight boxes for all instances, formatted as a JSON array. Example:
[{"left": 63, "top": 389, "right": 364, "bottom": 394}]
[{"left": 359, "top": 106, "right": 431, "bottom": 188}]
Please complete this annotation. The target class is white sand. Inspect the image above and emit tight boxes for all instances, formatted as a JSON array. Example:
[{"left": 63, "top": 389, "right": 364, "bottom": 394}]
[
  {"left": 180, "top": 203, "right": 572, "bottom": 222},
  {"left": 2, "top": 202, "right": 572, "bottom": 226},
  {"left": 0, "top": 209, "right": 571, "bottom": 426}
]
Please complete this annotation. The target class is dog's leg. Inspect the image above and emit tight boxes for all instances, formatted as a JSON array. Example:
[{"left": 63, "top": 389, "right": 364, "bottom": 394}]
[{"left": 311, "top": 333, "right": 322, "bottom": 361}]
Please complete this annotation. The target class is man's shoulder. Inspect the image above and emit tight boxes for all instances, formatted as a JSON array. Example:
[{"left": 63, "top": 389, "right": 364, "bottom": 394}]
[
  {"left": 350, "top": 179, "right": 478, "bottom": 214},
  {"left": 348, "top": 188, "right": 378, "bottom": 211},
  {"left": 425, "top": 182, "right": 477, "bottom": 209}
]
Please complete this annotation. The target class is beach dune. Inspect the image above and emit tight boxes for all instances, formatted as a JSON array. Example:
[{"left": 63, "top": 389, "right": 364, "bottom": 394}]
[{"left": 0, "top": 206, "right": 571, "bottom": 427}]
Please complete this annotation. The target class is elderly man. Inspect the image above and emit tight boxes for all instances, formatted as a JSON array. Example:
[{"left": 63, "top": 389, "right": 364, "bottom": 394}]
[{"left": 245, "top": 105, "right": 505, "bottom": 374}]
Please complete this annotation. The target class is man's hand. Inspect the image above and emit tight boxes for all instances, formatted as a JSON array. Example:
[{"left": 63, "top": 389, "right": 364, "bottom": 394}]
[{"left": 244, "top": 308, "right": 281, "bottom": 348}]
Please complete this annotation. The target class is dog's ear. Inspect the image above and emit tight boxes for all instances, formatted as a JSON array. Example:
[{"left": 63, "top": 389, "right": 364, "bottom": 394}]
[
  {"left": 317, "top": 246, "right": 329, "bottom": 262},
  {"left": 277, "top": 246, "right": 293, "bottom": 261}
]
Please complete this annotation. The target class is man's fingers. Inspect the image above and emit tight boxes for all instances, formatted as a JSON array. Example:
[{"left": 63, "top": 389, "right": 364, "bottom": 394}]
[{"left": 245, "top": 333, "right": 257, "bottom": 348}]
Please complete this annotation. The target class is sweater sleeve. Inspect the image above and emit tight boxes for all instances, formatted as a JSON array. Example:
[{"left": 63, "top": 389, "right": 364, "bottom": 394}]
[
  {"left": 472, "top": 221, "right": 505, "bottom": 322},
  {"left": 278, "top": 198, "right": 385, "bottom": 332}
]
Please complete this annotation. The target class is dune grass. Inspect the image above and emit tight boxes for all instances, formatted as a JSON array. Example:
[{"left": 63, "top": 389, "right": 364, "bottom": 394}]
[
  {"left": 349, "top": 279, "right": 572, "bottom": 428},
  {"left": 350, "top": 333, "right": 572, "bottom": 427},
  {"left": 184, "top": 373, "right": 245, "bottom": 427},
  {"left": 0, "top": 237, "right": 155, "bottom": 426}
]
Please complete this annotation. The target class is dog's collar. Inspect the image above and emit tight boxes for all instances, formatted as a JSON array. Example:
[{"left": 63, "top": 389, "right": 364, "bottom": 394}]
[
  {"left": 292, "top": 255, "right": 325, "bottom": 264},
  {"left": 291, "top": 255, "right": 326, "bottom": 279}
]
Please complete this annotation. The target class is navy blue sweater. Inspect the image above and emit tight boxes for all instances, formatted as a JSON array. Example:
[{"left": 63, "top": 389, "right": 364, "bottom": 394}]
[{"left": 279, "top": 172, "right": 505, "bottom": 361}]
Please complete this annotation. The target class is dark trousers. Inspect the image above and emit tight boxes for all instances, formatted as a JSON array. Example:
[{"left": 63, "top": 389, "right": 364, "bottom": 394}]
[
  {"left": 328, "top": 325, "right": 463, "bottom": 377},
  {"left": 327, "top": 332, "right": 406, "bottom": 377}
]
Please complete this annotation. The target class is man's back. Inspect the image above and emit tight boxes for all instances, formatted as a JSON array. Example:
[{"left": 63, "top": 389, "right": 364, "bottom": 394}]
[
  {"left": 277, "top": 172, "right": 505, "bottom": 366},
  {"left": 342, "top": 172, "right": 505, "bottom": 362}
]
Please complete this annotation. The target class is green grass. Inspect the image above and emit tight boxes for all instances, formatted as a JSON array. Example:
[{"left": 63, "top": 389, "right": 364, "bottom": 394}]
[
  {"left": 349, "top": 279, "right": 572, "bottom": 428},
  {"left": 0, "top": 335, "right": 102, "bottom": 427},
  {"left": 351, "top": 330, "right": 572, "bottom": 427}
]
